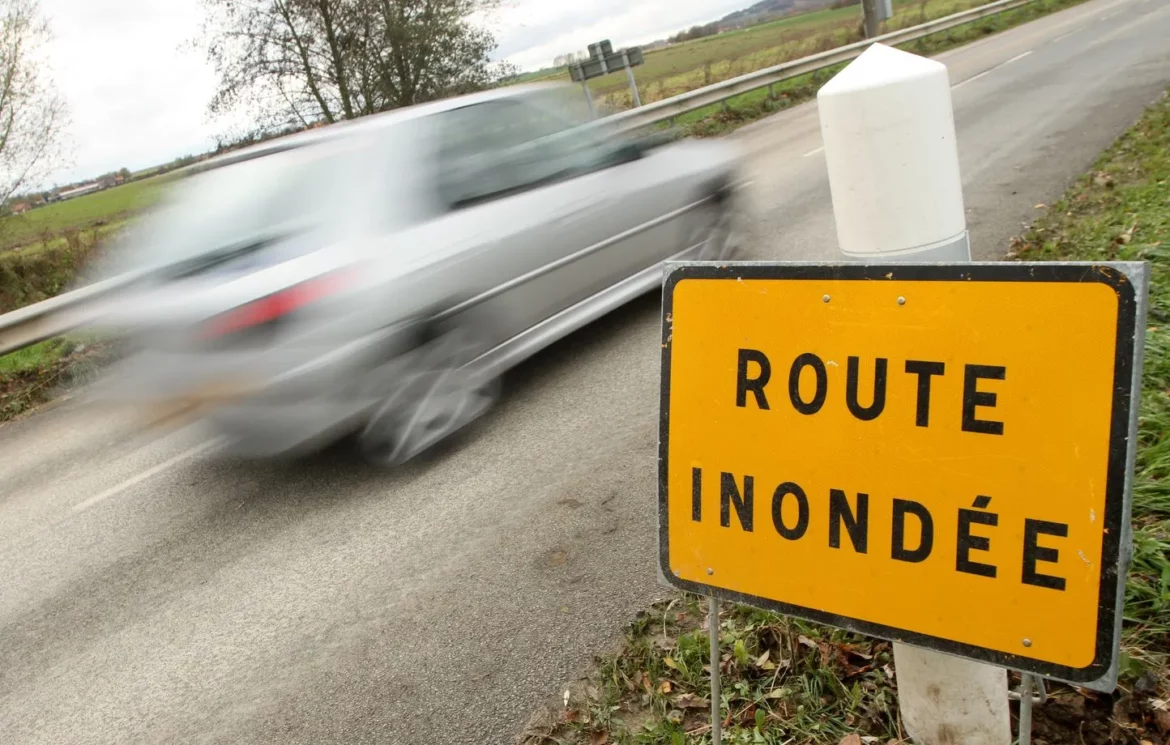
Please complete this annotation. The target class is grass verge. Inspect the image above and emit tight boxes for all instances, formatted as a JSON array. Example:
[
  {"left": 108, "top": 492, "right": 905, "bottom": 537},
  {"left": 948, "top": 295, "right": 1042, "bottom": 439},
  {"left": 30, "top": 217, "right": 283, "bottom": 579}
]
[
  {"left": 519, "top": 90, "right": 1170, "bottom": 745},
  {"left": 0, "top": 335, "right": 113, "bottom": 421}
]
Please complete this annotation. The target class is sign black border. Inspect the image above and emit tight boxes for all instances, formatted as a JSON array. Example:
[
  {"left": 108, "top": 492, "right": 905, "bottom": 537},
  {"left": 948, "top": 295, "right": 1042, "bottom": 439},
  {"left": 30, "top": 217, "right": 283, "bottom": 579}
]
[{"left": 657, "top": 262, "right": 1139, "bottom": 685}]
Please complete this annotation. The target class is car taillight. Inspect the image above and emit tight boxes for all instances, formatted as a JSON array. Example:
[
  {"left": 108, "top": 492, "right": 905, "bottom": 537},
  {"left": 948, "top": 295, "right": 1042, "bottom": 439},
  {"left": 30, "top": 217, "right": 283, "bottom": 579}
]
[{"left": 200, "top": 270, "right": 352, "bottom": 341}]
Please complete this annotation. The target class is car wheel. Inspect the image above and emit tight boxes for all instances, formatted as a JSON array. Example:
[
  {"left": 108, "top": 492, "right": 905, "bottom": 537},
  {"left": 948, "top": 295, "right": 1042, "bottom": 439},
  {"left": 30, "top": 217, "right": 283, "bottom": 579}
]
[
  {"left": 358, "top": 321, "right": 500, "bottom": 467},
  {"left": 694, "top": 192, "right": 740, "bottom": 262}
]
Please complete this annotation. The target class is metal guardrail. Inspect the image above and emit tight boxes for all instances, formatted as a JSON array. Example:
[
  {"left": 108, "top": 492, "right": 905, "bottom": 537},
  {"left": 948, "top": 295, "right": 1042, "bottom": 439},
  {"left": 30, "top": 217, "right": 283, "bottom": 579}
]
[
  {"left": 0, "top": 0, "right": 1036, "bottom": 358},
  {"left": 0, "top": 268, "right": 153, "bottom": 356},
  {"left": 603, "top": 0, "right": 1033, "bottom": 133}
]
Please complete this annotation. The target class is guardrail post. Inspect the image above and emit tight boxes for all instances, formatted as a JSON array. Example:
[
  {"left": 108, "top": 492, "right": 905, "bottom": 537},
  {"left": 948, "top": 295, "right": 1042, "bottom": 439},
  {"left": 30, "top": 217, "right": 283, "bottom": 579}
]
[
  {"left": 862, "top": 0, "right": 880, "bottom": 37},
  {"left": 816, "top": 43, "right": 1011, "bottom": 745}
]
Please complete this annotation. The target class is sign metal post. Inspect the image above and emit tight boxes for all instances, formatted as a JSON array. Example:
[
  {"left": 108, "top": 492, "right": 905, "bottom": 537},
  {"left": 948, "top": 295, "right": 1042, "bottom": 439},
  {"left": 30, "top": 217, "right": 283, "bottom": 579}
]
[
  {"left": 569, "top": 40, "right": 645, "bottom": 115},
  {"left": 708, "top": 595, "right": 721, "bottom": 744}
]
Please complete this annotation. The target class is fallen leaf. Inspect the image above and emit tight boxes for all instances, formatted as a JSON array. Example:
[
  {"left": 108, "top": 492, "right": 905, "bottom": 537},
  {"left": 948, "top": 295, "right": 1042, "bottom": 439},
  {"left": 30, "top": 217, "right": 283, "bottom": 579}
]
[
  {"left": 591, "top": 731, "right": 609, "bottom": 745},
  {"left": 664, "top": 656, "right": 681, "bottom": 671},
  {"left": 563, "top": 709, "right": 580, "bottom": 723},
  {"left": 755, "top": 650, "right": 771, "bottom": 668},
  {"left": 765, "top": 689, "right": 786, "bottom": 700},
  {"left": 1156, "top": 710, "right": 1170, "bottom": 735},
  {"left": 652, "top": 635, "right": 677, "bottom": 652},
  {"left": 861, "top": 738, "right": 880, "bottom": 744},
  {"left": 1093, "top": 172, "right": 1115, "bottom": 189},
  {"left": 798, "top": 635, "right": 818, "bottom": 649},
  {"left": 847, "top": 647, "right": 873, "bottom": 661},
  {"left": 1034, "top": 203, "right": 1046, "bottom": 209},
  {"left": 839, "top": 734, "right": 863, "bottom": 745},
  {"left": 675, "top": 693, "right": 709, "bottom": 709},
  {"left": 658, "top": 680, "right": 672, "bottom": 694}
]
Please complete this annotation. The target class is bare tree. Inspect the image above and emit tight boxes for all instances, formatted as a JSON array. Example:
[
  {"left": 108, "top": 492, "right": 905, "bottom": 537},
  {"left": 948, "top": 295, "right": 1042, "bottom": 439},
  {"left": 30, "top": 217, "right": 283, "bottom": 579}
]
[
  {"left": 198, "top": 0, "right": 513, "bottom": 139},
  {"left": 0, "top": 0, "right": 68, "bottom": 212}
]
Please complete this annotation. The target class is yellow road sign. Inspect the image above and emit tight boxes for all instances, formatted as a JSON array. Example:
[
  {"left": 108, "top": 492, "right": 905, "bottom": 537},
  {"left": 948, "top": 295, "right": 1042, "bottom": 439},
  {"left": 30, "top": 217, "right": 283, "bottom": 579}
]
[{"left": 657, "top": 263, "right": 1145, "bottom": 689}]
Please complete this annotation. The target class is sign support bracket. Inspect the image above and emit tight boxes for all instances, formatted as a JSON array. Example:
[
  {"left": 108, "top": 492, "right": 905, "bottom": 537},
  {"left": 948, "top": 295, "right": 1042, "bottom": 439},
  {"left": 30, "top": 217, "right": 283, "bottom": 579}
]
[{"left": 1010, "top": 672, "right": 1047, "bottom": 745}]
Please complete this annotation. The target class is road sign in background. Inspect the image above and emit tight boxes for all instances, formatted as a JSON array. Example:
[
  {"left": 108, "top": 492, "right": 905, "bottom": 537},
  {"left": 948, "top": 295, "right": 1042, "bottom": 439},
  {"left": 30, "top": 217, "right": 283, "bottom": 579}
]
[
  {"left": 657, "top": 262, "right": 1145, "bottom": 690},
  {"left": 568, "top": 39, "right": 646, "bottom": 114}
]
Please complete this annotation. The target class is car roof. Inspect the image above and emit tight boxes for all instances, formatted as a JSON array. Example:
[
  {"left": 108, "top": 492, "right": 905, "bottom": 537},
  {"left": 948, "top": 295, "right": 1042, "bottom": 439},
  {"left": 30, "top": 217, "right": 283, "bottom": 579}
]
[{"left": 179, "top": 82, "right": 569, "bottom": 177}]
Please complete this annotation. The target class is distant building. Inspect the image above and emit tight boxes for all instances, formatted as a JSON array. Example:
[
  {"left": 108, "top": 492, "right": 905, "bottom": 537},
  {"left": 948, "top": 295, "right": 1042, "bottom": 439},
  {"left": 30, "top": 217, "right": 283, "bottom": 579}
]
[{"left": 56, "top": 182, "right": 102, "bottom": 201}]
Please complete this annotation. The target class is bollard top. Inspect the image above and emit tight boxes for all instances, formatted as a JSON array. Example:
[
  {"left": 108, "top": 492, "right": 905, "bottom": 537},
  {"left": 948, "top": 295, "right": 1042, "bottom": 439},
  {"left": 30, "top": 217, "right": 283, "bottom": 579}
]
[
  {"left": 814, "top": 41, "right": 964, "bottom": 258},
  {"left": 818, "top": 43, "right": 947, "bottom": 98}
]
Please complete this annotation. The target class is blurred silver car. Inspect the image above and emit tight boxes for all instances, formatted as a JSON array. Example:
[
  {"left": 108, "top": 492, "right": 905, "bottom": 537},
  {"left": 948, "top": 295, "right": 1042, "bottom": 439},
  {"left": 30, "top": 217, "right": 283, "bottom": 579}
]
[{"left": 92, "top": 82, "right": 744, "bottom": 464}]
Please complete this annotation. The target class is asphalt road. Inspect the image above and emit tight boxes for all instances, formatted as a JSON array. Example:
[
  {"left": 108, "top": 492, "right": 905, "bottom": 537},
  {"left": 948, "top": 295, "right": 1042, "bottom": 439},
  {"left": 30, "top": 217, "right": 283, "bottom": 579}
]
[{"left": 2, "top": 1, "right": 1168, "bottom": 742}]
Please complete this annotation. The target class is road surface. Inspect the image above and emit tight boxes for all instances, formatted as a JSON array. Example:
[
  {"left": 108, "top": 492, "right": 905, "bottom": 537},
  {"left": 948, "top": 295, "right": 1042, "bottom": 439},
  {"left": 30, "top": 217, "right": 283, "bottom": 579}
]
[{"left": 2, "top": 0, "right": 1168, "bottom": 742}]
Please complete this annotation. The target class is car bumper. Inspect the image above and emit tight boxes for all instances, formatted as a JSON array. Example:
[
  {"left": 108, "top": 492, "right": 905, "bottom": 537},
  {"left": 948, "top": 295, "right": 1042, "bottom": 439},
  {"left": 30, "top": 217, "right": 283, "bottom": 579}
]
[{"left": 93, "top": 328, "right": 412, "bottom": 456}]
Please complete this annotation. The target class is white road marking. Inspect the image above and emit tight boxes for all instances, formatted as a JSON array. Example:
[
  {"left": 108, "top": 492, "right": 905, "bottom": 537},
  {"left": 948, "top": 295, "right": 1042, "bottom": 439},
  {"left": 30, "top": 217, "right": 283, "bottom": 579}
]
[
  {"left": 70, "top": 438, "right": 223, "bottom": 515},
  {"left": 952, "top": 50, "right": 1033, "bottom": 89},
  {"left": 1052, "top": 31, "right": 1075, "bottom": 42},
  {"left": 802, "top": 146, "right": 824, "bottom": 157},
  {"left": 952, "top": 68, "right": 994, "bottom": 89}
]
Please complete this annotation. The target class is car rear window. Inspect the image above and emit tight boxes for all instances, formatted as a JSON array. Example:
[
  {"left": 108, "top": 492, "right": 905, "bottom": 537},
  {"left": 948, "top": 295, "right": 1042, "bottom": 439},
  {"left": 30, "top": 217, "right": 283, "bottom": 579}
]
[{"left": 108, "top": 142, "right": 354, "bottom": 275}]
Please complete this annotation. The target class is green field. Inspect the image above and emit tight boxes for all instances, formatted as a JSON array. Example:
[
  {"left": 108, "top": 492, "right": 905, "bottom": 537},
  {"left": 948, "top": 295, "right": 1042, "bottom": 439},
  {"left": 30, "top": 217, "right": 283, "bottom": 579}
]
[
  {"left": 0, "top": 175, "right": 165, "bottom": 251},
  {"left": 533, "top": 0, "right": 989, "bottom": 110}
]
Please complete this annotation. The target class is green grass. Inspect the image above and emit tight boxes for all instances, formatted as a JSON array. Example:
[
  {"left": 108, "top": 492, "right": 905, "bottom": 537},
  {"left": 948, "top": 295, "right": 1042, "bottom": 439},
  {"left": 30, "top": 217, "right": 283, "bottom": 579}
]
[
  {"left": 521, "top": 89, "right": 1170, "bottom": 745},
  {"left": 0, "top": 334, "right": 109, "bottom": 420},
  {"left": 0, "top": 176, "right": 164, "bottom": 251},
  {"left": 520, "top": 596, "right": 904, "bottom": 744},
  {"left": 0, "top": 338, "right": 70, "bottom": 375},
  {"left": 1013, "top": 90, "right": 1170, "bottom": 677}
]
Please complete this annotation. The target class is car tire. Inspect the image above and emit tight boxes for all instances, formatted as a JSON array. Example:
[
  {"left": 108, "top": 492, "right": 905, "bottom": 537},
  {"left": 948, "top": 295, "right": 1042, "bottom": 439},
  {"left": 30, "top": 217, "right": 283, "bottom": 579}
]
[
  {"left": 693, "top": 186, "right": 740, "bottom": 262},
  {"left": 358, "top": 311, "right": 500, "bottom": 467}
]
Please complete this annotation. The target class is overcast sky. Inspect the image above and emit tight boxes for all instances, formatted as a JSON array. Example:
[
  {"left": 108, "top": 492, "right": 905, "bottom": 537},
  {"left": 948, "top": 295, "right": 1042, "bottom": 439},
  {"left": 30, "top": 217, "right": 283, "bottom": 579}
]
[{"left": 38, "top": 0, "right": 749, "bottom": 188}]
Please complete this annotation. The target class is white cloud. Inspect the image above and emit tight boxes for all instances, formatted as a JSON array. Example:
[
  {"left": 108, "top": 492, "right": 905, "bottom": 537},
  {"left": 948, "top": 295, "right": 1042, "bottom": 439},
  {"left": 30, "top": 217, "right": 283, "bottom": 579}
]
[
  {"left": 38, "top": 0, "right": 749, "bottom": 186},
  {"left": 493, "top": 0, "right": 748, "bottom": 71},
  {"left": 40, "top": 0, "right": 218, "bottom": 187}
]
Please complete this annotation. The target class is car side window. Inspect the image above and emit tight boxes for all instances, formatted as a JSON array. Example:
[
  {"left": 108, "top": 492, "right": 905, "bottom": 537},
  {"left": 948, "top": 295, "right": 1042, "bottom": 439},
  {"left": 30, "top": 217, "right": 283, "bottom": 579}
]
[{"left": 433, "top": 95, "right": 620, "bottom": 210}]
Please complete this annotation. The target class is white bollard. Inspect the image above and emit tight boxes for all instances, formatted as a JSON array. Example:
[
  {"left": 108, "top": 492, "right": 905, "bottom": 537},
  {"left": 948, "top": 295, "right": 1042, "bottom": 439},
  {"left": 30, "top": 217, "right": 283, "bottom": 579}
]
[
  {"left": 816, "top": 43, "right": 1011, "bottom": 745},
  {"left": 819, "top": 43, "right": 971, "bottom": 262}
]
